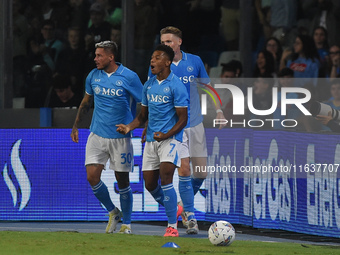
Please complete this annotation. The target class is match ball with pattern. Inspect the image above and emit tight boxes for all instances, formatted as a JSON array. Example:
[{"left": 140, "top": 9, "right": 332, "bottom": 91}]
[{"left": 208, "top": 220, "right": 235, "bottom": 246}]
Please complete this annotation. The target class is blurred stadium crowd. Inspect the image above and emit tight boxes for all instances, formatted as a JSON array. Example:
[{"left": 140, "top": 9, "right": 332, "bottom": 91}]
[{"left": 11, "top": 0, "right": 340, "bottom": 132}]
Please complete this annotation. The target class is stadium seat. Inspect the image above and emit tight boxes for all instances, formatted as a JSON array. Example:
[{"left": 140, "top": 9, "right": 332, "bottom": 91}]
[
  {"left": 209, "top": 66, "right": 223, "bottom": 78},
  {"left": 217, "top": 51, "right": 240, "bottom": 66}
]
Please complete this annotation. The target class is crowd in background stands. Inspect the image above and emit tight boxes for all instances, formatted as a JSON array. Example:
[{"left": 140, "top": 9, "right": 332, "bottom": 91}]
[{"left": 11, "top": 0, "right": 340, "bottom": 131}]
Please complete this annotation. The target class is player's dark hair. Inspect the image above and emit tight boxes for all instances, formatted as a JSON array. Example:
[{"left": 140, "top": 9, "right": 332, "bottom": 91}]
[
  {"left": 95, "top": 40, "right": 118, "bottom": 57},
  {"left": 160, "top": 26, "right": 182, "bottom": 39},
  {"left": 154, "top": 44, "right": 174, "bottom": 62}
]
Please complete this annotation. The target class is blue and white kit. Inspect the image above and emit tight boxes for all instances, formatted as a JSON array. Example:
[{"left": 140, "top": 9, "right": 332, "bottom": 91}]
[
  {"left": 86, "top": 63, "right": 143, "bottom": 139},
  {"left": 142, "top": 72, "right": 189, "bottom": 142},
  {"left": 141, "top": 72, "right": 188, "bottom": 169},
  {"left": 85, "top": 63, "right": 143, "bottom": 171},
  {"left": 149, "top": 51, "right": 209, "bottom": 128}
]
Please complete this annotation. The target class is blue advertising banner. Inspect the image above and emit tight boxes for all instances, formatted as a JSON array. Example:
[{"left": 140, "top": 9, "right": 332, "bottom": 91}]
[
  {"left": 1, "top": 128, "right": 340, "bottom": 238},
  {"left": 0, "top": 129, "right": 205, "bottom": 221},
  {"left": 205, "top": 129, "right": 340, "bottom": 238}
]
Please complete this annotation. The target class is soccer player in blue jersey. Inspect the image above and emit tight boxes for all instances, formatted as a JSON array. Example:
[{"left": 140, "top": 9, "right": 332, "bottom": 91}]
[
  {"left": 117, "top": 44, "right": 189, "bottom": 237},
  {"left": 148, "top": 26, "right": 226, "bottom": 234},
  {"left": 71, "top": 41, "right": 143, "bottom": 234}
]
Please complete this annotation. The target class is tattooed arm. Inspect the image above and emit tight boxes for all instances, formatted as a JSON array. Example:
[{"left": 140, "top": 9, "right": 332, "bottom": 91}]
[{"left": 71, "top": 94, "right": 93, "bottom": 143}]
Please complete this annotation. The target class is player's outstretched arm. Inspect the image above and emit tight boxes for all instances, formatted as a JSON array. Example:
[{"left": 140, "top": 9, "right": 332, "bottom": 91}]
[
  {"left": 71, "top": 94, "right": 93, "bottom": 143},
  {"left": 116, "top": 105, "right": 149, "bottom": 135},
  {"left": 154, "top": 107, "right": 187, "bottom": 142}
]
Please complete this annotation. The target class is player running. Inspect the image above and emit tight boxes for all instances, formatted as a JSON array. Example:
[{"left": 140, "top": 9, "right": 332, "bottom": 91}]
[
  {"left": 71, "top": 40, "right": 143, "bottom": 234},
  {"left": 117, "top": 44, "right": 189, "bottom": 237}
]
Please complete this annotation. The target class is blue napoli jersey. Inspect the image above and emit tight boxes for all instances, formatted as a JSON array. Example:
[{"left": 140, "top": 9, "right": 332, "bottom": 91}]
[
  {"left": 148, "top": 51, "right": 209, "bottom": 127},
  {"left": 142, "top": 72, "right": 189, "bottom": 142},
  {"left": 85, "top": 63, "right": 143, "bottom": 138},
  {"left": 287, "top": 57, "right": 320, "bottom": 87}
]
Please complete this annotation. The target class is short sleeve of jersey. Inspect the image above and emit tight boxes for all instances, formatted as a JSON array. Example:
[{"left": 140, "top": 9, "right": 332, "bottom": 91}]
[
  {"left": 142, "top": 79, "right": 151, "bottom": 106},
  {"left": 172, "top": 78, "right": 189, "bottom": 108},
  {"left": 124, "top": 71, "right": 143, "bottom": 103}
]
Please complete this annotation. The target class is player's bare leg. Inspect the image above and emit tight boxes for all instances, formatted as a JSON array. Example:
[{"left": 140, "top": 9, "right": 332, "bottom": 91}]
[{"left": 192, "top": 157, "right": 208, "bottom": 180}]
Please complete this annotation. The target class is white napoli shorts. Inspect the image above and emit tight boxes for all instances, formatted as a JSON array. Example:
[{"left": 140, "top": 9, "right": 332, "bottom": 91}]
[
  {"left": 180, "top": 122, "right": 208, "bottom": 159},
  {"left": 85, "top": 132, "right": 133, "bottom": 172},
  {"left": 142, "top": 138, "right": 181, "bottom": 171}
]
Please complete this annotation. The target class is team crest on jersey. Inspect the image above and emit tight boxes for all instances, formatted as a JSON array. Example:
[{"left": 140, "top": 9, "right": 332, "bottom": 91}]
[
  {"left": 147, "top": 86, "right": 151, "bottom": 89},
  {"left": 187, "top": 66, "right": 194, "bottom": 72},
  {"left": 95, "top": 79, "right": 101, "bottom": 82},
  {"left": 163, "top": 87, "right": 170, "bottom": 93},
  {"left": 116, "top": 80, "right": 123, "bottom": 86},
  {"left": 94, "top": 86, "right": 101, "bottom": 94}
]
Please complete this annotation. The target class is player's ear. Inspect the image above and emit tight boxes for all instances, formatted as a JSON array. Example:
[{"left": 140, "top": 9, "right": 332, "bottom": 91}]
[
  {"left": 165, "top": 59, "right": 171, "bottom": 67},
  {"left": 178, "top": 38, "right": 182, "bottom": 46},
  {"left": 109, "top": 54, "right": 114, "bottom": 62}
]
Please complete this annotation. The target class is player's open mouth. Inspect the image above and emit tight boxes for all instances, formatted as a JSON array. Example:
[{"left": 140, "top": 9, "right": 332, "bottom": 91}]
[{"left": 150, "top": 65, "right": 155, "bottom": 70}]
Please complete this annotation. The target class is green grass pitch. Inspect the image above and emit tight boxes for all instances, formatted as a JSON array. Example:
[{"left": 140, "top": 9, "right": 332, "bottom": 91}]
[{"left": 0, "top": 231, "right": 339, "bottom": 255}]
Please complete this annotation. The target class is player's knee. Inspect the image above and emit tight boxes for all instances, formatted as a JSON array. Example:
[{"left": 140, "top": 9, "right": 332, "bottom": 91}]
[
  {"left": 144, "top": 181, "right": 157, "bottom": 192},
  {"left": 160, "top": 172, "right": 173, "bottom": 186},
  {"left": 87, "top": 175, "right": 100, "bottom": 186},
  {"left": 143, "top": 170, "right": 160, "bottom": 191},
  {"left": 86, "top": 164, "right": 103, "bottom": 186},
  {"left": 178, "top": 158, "right": 190, "bottom": 176},
  {"left": 192, "top": 170, "right": 208, "bottom": 179}
]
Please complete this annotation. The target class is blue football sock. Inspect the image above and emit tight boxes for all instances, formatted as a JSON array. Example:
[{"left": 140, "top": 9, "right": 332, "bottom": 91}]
[
  {"left": 91, "top": 180, "right": 115, "bottom": 212},
  {"left": 119, "top": 186, "right": 133, "bottom": 224},
  {"left": 191, "top": 176, "right": 204, "bottom": 195},
  {"left": 179, "top": 175, "right": 194, "bottom": 213},
  {"left": 150, "top": 184, "right": 164, "bottom": 206},
  {"left": 161, "top": 184, "right": 177, "bottom": 224}
]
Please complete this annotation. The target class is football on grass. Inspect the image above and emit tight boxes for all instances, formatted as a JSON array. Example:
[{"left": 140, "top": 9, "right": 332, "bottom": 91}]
[{"left": 208, "top": 220, "right": 235, "bottom": 246}]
